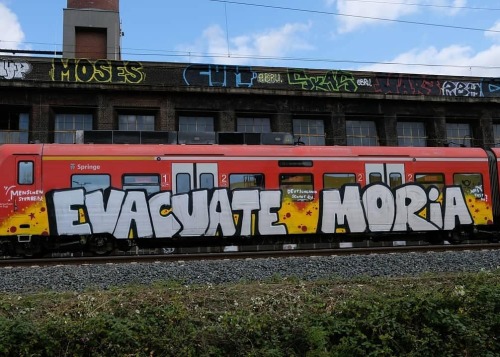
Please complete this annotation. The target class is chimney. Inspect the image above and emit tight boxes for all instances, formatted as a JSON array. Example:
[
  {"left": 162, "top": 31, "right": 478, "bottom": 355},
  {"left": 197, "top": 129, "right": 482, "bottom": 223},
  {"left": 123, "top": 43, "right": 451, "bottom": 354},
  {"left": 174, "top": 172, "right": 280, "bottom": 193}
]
[
  {"left": 63, "top": 0, "right": 121, "bottom": 60},
  {"left": 67, "top": 0, "right": 119, "bottom": 11}
]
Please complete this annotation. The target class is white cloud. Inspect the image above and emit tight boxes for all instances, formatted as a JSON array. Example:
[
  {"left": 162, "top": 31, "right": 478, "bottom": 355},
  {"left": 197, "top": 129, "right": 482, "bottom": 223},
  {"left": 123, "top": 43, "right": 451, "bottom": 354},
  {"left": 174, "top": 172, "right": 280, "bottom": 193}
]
[
  {"left": 485, "top": 21, "right": 500, "bottom": 42},
  {"left": 326, "top": 0, "right": 466, "bottom": 34},
  {"left": 177, "top": 22, "right": 313, "bottom": 66},
  {"left": 0, "top": 2, "right": 24, "bottom": 49},
  {"left": 358, "top": 44, "right": 500, "bottom": 77},
  {"left": 335, "top": 0, "right": 417, "bottom": 33}
]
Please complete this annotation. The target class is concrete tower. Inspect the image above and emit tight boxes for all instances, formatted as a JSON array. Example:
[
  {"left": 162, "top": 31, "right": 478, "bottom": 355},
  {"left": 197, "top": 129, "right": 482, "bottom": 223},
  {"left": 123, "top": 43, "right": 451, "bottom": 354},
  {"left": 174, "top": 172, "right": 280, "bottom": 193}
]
[{"left": 63, "top": 0, "right": 121, "bottom": 60}]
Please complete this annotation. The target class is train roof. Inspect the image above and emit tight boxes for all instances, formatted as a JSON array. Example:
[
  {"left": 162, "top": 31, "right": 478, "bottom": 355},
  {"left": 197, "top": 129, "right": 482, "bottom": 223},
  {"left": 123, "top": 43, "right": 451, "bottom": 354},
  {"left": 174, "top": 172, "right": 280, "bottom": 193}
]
[{"left": 0, "top": 143, "right": 491, "bottom": 159}]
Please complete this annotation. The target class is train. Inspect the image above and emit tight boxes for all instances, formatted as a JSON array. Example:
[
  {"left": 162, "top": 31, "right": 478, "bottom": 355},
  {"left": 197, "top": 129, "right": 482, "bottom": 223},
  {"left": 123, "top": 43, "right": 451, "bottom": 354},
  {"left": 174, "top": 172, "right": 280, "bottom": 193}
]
[{"left": 0, "top": 142, "right": 499, "bottom": 257}]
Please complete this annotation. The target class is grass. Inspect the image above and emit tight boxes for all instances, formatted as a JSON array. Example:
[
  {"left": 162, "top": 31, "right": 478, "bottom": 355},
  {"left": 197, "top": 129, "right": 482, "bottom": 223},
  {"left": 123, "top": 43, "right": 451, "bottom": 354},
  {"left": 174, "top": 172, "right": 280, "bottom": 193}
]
[{"left": 0, "top": 270, "right": 498, "bottom": 356}]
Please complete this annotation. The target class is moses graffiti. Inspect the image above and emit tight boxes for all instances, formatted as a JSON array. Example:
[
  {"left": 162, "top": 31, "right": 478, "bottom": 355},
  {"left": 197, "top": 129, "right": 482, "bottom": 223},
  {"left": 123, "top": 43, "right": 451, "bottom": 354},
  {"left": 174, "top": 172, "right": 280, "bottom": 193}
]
[{"left": 50, "top": 58, "right": 145, "bottom": 84}]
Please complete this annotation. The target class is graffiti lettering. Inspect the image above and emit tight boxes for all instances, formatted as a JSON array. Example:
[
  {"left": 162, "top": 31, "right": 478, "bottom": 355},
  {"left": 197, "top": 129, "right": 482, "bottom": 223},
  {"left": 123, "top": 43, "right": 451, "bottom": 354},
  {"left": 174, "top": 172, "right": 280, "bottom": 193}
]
[
  {"left": 373, "top": 74, "right": 441, "bottom": 96},
  {"left": 50, "top": 59, "right": 145, "bottom": 84},
  {"left": 442, "top": 81, "right": 482, "bottom": 97},
  {"left": 357, "top": 78, "right": 372, "bottom": 87},
  {"left": 320, "top": 184, "right": 472, "bottom": 233},
  {"left": 4, "top": 186, "right": 44, "bottom": 202},
  {"left": 257, "top": 72, "right": 284, "bottom": 84},
  {"left": 288, "top": 69, "right": 358, "bottom": 92},
  {"left": 183, "top": 64, "right": 257, "bottom": 88},
  {"left": 0, "top": 59, "right": 32, "bottom": 80},
  {"left": 47, "top": 183, "right": 472, "bottom": 239},
  {"left": 47, "top": 188, "right": 286, "bottom": 238}
]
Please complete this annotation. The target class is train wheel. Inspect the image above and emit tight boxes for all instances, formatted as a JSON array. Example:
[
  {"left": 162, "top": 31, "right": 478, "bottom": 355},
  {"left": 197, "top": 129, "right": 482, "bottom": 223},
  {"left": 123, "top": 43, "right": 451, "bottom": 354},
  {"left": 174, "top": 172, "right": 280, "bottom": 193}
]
[
  {"left": 448, "top": 230, "right": 463, "bottom": 245},
  {"left": 90, "top": 235, "right": 114, "bottom": 255},
  {"left": 15, "top": 240, "right": 43, "bottom": 258}
]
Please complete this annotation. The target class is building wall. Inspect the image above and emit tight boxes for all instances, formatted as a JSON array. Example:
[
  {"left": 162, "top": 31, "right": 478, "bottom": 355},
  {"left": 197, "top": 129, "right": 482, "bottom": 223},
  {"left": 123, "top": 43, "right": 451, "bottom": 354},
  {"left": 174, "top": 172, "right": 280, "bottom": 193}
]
[{"left": 1, "top": 56, "right": 499, "bottom": 146}]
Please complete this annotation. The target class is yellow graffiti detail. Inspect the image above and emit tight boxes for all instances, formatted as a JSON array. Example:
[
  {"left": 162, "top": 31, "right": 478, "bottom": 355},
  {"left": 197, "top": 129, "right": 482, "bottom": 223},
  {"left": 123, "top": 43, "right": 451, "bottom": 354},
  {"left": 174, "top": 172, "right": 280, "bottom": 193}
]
[
  {"left": 465, "top": 194, "right": 493, "bottom": 225},
  {"left": 278, "top": 198, "right": 319, "bottom": 234},
  {"left": 0, "top": 200, "right": 49, "bottom": 236}
]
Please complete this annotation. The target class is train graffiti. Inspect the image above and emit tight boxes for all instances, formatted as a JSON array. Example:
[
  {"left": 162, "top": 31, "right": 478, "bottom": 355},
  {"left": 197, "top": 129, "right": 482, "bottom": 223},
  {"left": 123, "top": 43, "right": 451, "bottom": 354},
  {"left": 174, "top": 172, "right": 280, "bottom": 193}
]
[{"left": 46, "top": 182, "right": 473, "bottom": 239}]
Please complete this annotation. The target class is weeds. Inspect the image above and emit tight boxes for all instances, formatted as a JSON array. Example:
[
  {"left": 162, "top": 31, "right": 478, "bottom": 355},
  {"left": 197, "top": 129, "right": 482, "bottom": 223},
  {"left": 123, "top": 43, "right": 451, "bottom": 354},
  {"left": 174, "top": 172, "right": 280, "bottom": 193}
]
[{"left": 0, "top": 271, "right": 498, "bottom": 356}]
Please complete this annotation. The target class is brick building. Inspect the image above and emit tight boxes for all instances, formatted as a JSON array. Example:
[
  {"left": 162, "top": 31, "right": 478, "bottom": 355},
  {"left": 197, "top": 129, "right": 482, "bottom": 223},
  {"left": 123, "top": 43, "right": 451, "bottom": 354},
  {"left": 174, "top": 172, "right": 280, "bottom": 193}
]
[{"left": 0, "top": 0, "right": 499, "bottom": 147}]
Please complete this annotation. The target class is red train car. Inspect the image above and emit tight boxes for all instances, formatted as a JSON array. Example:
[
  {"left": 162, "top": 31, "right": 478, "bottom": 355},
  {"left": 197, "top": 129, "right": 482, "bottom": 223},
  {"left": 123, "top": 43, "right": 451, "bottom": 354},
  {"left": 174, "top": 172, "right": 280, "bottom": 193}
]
[{"left": 0, "top": 143, "right": 497, "bottom": 256}]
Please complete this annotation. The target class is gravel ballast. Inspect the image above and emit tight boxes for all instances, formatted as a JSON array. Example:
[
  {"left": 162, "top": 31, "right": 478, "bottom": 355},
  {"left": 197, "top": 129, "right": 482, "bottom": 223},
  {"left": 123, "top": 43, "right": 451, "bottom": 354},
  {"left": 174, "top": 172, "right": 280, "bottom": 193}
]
[{"left": 1, "top": 250, "right": 499, "bottom": 293}]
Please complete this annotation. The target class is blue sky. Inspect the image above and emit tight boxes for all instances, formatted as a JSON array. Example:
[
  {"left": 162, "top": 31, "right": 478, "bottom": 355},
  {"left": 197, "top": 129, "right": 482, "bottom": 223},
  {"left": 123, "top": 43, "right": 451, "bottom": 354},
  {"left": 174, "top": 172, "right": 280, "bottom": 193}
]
[{"left": 1, "top": 0, "right": 500, "bottom": 76}]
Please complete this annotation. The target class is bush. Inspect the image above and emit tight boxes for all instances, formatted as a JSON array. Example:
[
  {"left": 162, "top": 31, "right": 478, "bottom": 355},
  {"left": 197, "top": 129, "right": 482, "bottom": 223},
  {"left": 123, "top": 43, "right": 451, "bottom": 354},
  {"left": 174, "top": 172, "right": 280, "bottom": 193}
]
[{"left": 0, "top": 272, "right": 498, "bottom": 356}]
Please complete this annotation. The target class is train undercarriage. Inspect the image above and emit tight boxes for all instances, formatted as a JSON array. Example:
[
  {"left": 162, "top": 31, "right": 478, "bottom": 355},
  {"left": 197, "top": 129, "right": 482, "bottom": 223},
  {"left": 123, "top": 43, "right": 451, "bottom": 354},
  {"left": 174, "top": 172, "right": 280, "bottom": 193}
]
[{"left": 0, "top": 225, "right": 498, "bottom": 258}]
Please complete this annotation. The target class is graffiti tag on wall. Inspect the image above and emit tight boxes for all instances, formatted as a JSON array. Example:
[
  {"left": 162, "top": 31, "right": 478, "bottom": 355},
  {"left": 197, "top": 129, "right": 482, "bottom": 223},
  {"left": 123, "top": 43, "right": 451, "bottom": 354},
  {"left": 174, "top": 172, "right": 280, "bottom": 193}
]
[
  {"left": 287, "top": 69, "right": 358, "bottom": 92},
  {"left": 183, "top": 64, "right": 257, "bottom": 88},
  {"left": 46, "top": 182, "right": 473, "bottom": 239},
  {"left": 50, "top": 59, "right": 146, "bottom": 84},
  {"left": 442, "top": 81, "right": 482, "bottom": 97},
  {"left": 0, "top": 59, "right": 32, "bottom": 80},
  {"left": 373, "top": 74, "right": 441, "bottom": 96}
]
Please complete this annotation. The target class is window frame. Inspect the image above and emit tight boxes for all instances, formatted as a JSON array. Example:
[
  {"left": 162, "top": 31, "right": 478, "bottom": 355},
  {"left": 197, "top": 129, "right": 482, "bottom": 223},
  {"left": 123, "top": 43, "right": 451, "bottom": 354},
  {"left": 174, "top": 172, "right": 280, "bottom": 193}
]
[
  {"left": 71, "top": 174, "right": 111, "bottom": 192},
  {"left": 122, "top": 174, "right": 161, "bottom": 195},
  {"left": 229, "top": 173, "right": 265, "bottom": 190}
]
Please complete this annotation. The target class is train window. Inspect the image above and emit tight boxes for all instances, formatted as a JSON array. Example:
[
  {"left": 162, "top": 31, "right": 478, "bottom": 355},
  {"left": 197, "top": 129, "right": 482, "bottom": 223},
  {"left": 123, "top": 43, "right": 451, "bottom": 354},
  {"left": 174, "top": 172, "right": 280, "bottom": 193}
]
[
  {"left": 280, "top": 174, "right": 314, "bottom": 202},
  {"left": 389, "top": 173, "right": 402, "bottom": 188},
  {"left": 200, "top": 173, "right": 214, "bottom": 190},
  {"left": 72, "top": 174, "right": 110, "bottom": 192},
  {"left": 454, "top": 173, "right": 484, "bottom": 199},
  {"left": 229, "top": 174, "right": 265, "bottom": 189},
  {"left": 122, "top": 174, "right": 160, "bottom": 195},
  {"left": 369, "top": 172, "right": 383, "bottom": 183},
  {"left": 18, "top": 161, "right": 33, "bottom": 185},
  {"left": 323, "top": 173, "right": 356, "bottom": 189},
  {"left": 176, "top": 173, "right": 191, "bottom": 194},
  {"left": 415, "top": 173, "right": 445, "bottom": 190}
]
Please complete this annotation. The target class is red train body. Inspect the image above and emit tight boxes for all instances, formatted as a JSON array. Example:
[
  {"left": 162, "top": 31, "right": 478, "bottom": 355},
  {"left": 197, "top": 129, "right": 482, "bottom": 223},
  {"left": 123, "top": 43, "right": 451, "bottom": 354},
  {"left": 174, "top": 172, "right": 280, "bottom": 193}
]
[{"left": 0, "top": 143, "right": 498, "bottom": 256}]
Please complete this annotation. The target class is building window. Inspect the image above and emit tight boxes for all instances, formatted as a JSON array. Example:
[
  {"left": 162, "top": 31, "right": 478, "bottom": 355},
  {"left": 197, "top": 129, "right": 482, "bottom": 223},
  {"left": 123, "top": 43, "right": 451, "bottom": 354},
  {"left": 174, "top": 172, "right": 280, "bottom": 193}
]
[
  {"left": 292, "top": 119, "right": 325, "bottom": 145},
  {"left": 493, "top": 124, "right": 500, "bottom": 146},
  {"left": 446, "top": 123, "right": 471, "bottom": 147},
  {"left": 118, "top": 114, "right": 154, "bottom": 131},
  {"left": 397, "top": 122, "right": 427, "bottom": 147},
  {"left": 346, "top": 120, "right": 378, "bottom": 146},
  {"left": 237, "top": 117, "right": 271, "bottom": 133},
  {"left": 178, "top": 116, "right": 214, "bottom": 132},
  {"left": 55, "top": 113, "right": 93, "bottom": 143},
  {"left": 0, "top": 112, "right": 29, "bottom": 143}
]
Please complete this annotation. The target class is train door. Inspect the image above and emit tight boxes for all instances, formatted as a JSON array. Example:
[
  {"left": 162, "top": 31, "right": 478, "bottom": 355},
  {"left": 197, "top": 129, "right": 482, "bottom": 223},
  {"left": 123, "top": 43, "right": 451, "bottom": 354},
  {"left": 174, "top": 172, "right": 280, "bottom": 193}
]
[
  {"left": 364, "top": 163, "right": 405, "bottom": 232},
  {"left": 172, "top": 163, "right": 218, "bottom": 194},
  {"left": 12, "top": 154, "right": 43, "bottom": 235},
  {"left": 365, "top": 163, "right": 405, "bottom": 187}
]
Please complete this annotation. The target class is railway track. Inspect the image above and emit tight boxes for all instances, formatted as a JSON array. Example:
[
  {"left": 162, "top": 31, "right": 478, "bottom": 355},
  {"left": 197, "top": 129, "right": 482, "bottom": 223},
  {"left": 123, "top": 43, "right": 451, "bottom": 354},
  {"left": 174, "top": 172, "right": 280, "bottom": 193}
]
[{"left": 2, "top": 241, "right": 500, "bottom": 267}]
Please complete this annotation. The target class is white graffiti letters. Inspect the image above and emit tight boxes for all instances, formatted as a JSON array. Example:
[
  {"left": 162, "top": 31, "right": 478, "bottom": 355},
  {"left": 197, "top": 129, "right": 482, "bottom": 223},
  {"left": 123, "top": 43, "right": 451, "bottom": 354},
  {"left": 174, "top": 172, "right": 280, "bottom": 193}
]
[
  {"left": 0, "top": 60, "right": 32, "bottom": 80},
  {"left": 48, "top": 188, "right": 285, "bottom": 239},
  {"left": 320, "top": 184, "right": 472, "bottom": 233},
  {"left": 48, "top": 183, "right": 473, "bottom": 239}
]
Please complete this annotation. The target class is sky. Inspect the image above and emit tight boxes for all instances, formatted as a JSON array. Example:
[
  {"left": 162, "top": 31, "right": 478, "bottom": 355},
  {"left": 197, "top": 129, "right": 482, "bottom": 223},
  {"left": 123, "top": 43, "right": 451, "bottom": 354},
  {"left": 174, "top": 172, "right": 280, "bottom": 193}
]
[{"left": 1, "top": 0, "right": 500, "bottom": 77}]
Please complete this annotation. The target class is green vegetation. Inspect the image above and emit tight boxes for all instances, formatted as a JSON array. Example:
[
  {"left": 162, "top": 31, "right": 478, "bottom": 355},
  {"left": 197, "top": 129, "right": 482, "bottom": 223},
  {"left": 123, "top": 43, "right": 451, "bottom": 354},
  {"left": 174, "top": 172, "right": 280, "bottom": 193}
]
[{"left": 0, "top": 271, "right": 499, "bottom": 356}]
